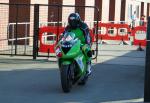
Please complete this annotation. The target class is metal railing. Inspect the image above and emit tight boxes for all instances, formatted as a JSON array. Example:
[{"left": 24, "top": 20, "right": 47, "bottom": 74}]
[{"left": 7, "top": 22, "right": 31, "bottom": 55}]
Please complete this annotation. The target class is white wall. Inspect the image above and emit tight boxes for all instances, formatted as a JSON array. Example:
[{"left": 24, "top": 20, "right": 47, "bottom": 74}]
[
  {"left": 125, "top": 0, "right": 129, "bottom": 23},
  {"left": 144, "top": 2, "right": 147, "bottom": 17},
  {"left": 115, "top": 0, "right": 121, "bottom": 22},
  {"left": 0, "top": 0, "right": 9, "bottom": 50},
  {"left": 85, "top": 0, "right": 95, "bottom": 28},
  {"left": 62, "top": 0, "right": 75, "bottom": 24},
  {"left": 125, "top": 0, "right": 141, "bottom": 23},
  {"left": 30, "top": 0, "right": 48, "bottom": 45},
  {"left": 101, "top": 0, "right": 110, "bottom": 22},
  {"left": 135, "top": 0, "right": 150, "bottom": 3},
  {"left": 31, "top": 0, "right": 48, "bottom": 23}
]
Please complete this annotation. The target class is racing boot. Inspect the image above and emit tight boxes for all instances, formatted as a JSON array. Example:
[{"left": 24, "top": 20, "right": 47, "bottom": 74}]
[{"left": 87, "top": 60, "right": 92, "bottom": 75}]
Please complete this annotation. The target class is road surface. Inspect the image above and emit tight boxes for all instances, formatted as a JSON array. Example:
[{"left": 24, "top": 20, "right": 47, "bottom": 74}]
[{"left": 0, "top": 45, "right": 145, "bottom": 103}]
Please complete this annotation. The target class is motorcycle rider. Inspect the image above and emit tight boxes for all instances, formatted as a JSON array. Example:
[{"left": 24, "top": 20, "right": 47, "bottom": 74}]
[{"left": 62, "top": 13, "right": 92, "bottom": 75}]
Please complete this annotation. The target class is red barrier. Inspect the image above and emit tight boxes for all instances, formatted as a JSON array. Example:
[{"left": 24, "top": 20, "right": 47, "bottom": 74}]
[
  {"left": 39, "top": 26, "right": 65, "bottom": 53},
  {"left": 97, "top": 23, "right": 130, "bottom": 41},
  {"left": 89, "top": 29, "right": 95, "bottom": 42},
  {"left": 132, "top": 26, "right": 147, "bottom": 46}
]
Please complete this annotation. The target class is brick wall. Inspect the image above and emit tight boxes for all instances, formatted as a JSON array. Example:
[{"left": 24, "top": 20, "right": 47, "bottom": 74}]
[
  {"left": 85, "top": 0, "right": 94, "bottom": 28},
  {"left": 62, "top": 0, "right": 75, "bottom": 24},
  {"left": 1, "top": 0, "right": 150, "bottom": 50},
  {"left": 29, "top": 0, "right": 48, "bottom": 46},
  {"left": 0, "top": 0, "right": 9, "bottom": 50}
]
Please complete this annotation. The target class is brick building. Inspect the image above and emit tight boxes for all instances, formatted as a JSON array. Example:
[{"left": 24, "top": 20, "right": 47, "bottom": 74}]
[
  {"left": 0, "top": 0, "right": 149, "bottom": 22},
  {"left": 0, "top": 0, "right": 150, "bottom": 51}
]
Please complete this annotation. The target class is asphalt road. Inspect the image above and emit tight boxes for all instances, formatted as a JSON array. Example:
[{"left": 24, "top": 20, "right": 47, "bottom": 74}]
[{"left": 0, "top": 45, "right": 145, "bottom": 103}]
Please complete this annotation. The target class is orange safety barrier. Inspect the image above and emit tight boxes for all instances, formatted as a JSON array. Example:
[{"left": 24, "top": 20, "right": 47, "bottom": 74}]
[
  {"left": 39, "top": 26, "right": 65, "bottom": 53},
  {"left": 97, "top": 23, "right": 130, "bottom": 41},
  {"left": 132, "top": 26, "right": 147, "bottom": 46}
]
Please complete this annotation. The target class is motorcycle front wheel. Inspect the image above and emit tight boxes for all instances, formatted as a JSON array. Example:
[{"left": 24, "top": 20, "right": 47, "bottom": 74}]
[{"left": 60, "top": 65, "right": 73, "bottom": 93}]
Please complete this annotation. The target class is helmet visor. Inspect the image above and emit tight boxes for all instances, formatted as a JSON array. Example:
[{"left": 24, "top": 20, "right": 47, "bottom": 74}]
[{"left": 69, "top": 19, "right": 78, "bottom": 28}]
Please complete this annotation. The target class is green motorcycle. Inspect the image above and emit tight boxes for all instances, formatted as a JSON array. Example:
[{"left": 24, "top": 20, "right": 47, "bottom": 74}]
[{"left": 55, "top": 32, "right": 91, "bottom": 93}]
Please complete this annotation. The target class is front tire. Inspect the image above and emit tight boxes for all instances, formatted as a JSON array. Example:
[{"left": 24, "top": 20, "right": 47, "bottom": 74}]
[{"left": 60, "top": 65, "right": 72, "bottom": 93}]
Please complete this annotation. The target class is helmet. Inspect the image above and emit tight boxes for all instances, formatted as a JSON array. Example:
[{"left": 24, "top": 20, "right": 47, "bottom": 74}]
[{"left": 68, "top": 13, "right": 81, "bottom": 29}]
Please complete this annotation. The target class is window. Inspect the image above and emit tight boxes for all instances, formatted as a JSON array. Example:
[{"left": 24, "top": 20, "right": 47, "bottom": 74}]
[{"left": 120, "top": 0, "right": 126, "bottom": 21}]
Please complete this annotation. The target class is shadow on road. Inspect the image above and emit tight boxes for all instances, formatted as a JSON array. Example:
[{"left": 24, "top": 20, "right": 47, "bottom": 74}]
[{"left": 0, "top": 50, "right": 145, "bottom": 103}]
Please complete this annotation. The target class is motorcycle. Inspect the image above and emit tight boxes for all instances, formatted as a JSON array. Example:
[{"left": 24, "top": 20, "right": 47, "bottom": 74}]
[{"left": 55, "top": 32, "right": 91, "bottom": 93}]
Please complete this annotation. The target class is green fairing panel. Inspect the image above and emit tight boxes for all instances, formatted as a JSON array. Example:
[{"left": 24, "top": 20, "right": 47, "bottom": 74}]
[
  {"left": 61, "top": 61, "right": 72, "bottom": 65},
  {"left": 75, "top": 54, "right": 87, "bottom": 75},
  {"left": 61, "top": 40, "right": 81, "bottom": 59}
]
